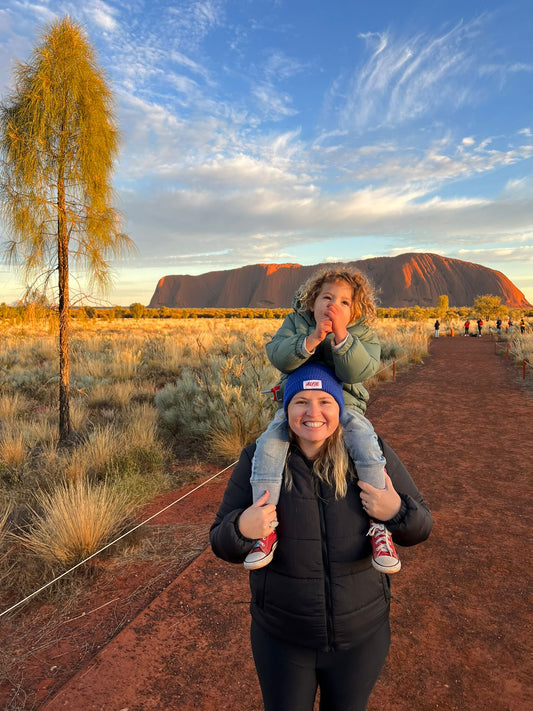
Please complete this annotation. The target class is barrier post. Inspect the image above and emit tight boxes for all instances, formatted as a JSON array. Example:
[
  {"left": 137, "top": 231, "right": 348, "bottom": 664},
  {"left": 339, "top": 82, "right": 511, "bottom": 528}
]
[
  {"left": 524, "top": 360, "right": 526, "bottom": 380},
  {"left": 392, "top": 360, "right": 396, "bottom": 382}
]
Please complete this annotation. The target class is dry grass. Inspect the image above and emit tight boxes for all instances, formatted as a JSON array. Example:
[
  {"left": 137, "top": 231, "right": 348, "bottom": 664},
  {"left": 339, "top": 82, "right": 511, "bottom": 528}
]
[
  {"left": 0, "top": 393, "right": 27, "bottom": 424},
  {"left": 0, "top": 431, "right": 27, "bottom": 468},
  {"left": 15, "top": 479, "right": 139, "bottom": 568},
  {"left": 0, "top": 315, "right": 431, "bottom": 599}
]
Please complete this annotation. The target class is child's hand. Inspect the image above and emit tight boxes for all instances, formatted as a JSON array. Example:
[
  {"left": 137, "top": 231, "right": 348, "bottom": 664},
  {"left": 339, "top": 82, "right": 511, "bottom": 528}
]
[
  {"left": 238, "top": 490, "right": 278, "bottom": 540},
  {"left": 306, "top": 316, "right": 333, "bottom": 351},
  {"left": 326, "top": 303, "right": 350, "bottom": 343}
]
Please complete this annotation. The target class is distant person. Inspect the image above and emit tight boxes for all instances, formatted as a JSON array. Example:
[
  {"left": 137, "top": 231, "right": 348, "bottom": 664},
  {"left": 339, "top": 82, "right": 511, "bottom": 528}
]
[
  {"left": 508, "top": 318, "right": 513, "bottom": 333},
  {"left": 464, "top": 319, "right": 470, "bottom": 336},
  {"left": 496, "top": 318, "right": 502, "bottom": 335},
  {"left": 434, "top": 320, "right": 440, "bottom": 338},
  {"left": 245, "top": 266, "right": 401, "bottom": 576},
  {"left": 477, "top": 318, "right": 483, "bottom": 336},
  {"left": 520, "top": 318, "right": 526, "bottom": 334},
  {"left": 210, "top": 364, "right": 433, "bottom": 711}
]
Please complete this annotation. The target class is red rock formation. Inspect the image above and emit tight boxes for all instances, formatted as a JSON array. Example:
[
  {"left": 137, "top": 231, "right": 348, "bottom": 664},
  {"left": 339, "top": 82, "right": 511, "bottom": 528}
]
[{"left": 148, "top": 253, "right": 530, "bottom": 309}]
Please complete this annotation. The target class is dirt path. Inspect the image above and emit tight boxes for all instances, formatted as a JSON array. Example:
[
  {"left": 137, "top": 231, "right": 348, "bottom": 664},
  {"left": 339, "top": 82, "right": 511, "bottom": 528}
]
[{"left": 21, "top": 337, "right": 533, "bottom": 709}]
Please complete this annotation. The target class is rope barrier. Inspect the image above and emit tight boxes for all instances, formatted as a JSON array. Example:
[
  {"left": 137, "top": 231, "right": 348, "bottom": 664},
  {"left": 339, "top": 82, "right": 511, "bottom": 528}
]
[
  {"left": 0, "top": 460, "right": 237, "bottom": 620},
  {"left": 373, "top": 354, "right": 409, "bottom": 381},
  {"left": 493, "top": 341, "right": 532, "bottom": 379}
]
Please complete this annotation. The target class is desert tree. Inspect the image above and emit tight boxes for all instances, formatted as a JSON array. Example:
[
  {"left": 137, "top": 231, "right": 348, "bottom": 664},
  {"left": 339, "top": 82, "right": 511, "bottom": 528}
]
[
  {"left": 473, "top": 294, "right": 508, "bottom": 321},
  {"left": 0, "top": 17, "right": 134, "bottom": 441},
  {"left": 435, "top": 294, "right": 449, "bottom": 319}
]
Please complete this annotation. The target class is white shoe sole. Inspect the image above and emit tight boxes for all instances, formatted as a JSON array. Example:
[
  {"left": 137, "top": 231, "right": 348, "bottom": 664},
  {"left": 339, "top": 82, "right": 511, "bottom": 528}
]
[
  {"left": 372, "top": 558, "right": 401, "bottom": 574},
  {"left": 243, "top": 541, "right": 278, "bottom": 570}
]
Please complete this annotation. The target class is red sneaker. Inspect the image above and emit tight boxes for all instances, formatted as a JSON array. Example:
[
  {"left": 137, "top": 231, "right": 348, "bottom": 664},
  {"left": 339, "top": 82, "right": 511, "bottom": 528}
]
[
  {"left": 243, "top": 530, "right": 278, "bottom": 570},
  {"left": 367, "top": 521, "right": 401, "bottom": 574}
]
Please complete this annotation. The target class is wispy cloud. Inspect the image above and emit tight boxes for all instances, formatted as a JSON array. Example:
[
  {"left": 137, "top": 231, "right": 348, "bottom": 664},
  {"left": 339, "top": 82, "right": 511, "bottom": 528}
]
[
  {"left": 337, "top": 19, "right": 485, "bottom": 131},
  {"left": 167, "top": 0, "right": 224, "bottom": 50},
  {"left": 83, "top": 0, "right": 118, "bottom": 33}
]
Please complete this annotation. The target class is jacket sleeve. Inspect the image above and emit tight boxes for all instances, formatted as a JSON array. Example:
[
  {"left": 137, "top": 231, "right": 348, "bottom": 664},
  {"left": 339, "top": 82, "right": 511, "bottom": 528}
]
[
  {"left": 209, "top": 446, "right": 256, "bottom": 564},
  {"left": 330, "top": 321, "right": 381, "bottom": 384},
  {"left": 265, "top": 312, "right": 312, "bottom": 374},
  {"left": 378, "top": 438, "right": 433, "bottom": 547}
]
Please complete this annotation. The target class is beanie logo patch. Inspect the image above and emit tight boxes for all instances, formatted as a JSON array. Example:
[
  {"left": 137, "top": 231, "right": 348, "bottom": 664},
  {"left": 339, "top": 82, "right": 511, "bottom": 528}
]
[{"left": 303, "top": 379, "right": 322, "bottom": 389}]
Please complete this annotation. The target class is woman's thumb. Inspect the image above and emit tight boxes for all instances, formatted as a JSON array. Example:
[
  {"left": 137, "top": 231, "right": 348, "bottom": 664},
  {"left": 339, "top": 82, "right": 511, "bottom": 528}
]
[{"left": 253, "top": 490, "right": 270, "bottom": 507}]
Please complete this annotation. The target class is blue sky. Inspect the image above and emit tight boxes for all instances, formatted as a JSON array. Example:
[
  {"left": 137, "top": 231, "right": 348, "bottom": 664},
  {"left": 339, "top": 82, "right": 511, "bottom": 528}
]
[{"left": 1, "top": 0, "right": 532, "bottom": 306}]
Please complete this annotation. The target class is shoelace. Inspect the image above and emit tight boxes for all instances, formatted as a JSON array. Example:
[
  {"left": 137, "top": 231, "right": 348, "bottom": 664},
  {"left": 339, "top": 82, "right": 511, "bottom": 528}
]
[{"left": 367, "top": 523, "right": 394, "bottom": 555}]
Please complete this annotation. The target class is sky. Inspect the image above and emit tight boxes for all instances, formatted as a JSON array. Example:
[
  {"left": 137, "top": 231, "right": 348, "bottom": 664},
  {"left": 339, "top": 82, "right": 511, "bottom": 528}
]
[{"left": 0, "top": 0, "right": 532, "bottom": 306}]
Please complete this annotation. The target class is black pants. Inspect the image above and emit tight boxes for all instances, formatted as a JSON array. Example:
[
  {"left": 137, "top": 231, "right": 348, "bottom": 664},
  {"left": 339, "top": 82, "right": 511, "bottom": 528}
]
[{"left": 250, "top": 618, "right": 390, "bottom": 711}]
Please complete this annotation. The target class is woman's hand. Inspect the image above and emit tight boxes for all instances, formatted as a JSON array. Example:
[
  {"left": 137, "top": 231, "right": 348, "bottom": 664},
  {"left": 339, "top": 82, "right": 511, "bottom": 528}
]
[
  {"left": 238, "top": 490, "right": 278, "bottom": 540},
  {"left": 358, "top": 473, "right": 401, "bottom": 522}
]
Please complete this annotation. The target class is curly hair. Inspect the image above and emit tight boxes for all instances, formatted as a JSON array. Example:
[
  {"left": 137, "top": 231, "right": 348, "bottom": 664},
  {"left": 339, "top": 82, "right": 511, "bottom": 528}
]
[{"left": 294, "top": 266, "right": 376, "bottom": 322}]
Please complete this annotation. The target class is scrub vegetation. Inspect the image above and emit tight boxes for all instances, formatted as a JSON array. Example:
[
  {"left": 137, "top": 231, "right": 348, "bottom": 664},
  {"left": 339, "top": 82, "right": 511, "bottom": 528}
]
[{"left": 0, "top": 313, "right": 529, "bottom": 605}]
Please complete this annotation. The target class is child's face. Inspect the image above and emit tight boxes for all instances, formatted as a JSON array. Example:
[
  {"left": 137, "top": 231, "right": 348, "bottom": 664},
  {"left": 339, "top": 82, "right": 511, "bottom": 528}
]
[{"left": 313, "top": 280, "right": 354, "bottom": 324}]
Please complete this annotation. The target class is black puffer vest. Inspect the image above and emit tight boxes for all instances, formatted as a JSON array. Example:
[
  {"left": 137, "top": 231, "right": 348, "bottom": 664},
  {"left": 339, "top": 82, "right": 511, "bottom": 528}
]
[{"left": 249, "top": 446, "right": 390, "bottom": 651}]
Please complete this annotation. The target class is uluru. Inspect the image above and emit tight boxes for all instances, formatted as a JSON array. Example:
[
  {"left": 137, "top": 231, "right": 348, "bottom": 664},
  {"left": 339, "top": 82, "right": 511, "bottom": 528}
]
[{"left": 148, "top": 253, "right": 530, "bottom": 309}]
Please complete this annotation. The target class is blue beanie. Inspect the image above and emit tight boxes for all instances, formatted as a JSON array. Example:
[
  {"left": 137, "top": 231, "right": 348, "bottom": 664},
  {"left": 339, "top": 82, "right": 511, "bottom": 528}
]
[{"left": 283, "top": 363, "right": 344, "bottom": 415}]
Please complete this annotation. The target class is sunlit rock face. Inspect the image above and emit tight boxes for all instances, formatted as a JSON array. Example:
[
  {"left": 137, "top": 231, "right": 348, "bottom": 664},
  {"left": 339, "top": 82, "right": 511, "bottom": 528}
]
[{"left": 149, "top": 254, "right": 530, "bottom": 308}]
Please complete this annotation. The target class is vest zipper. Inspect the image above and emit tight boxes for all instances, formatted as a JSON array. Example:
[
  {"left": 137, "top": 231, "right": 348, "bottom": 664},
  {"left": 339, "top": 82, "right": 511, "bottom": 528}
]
[{"left": 318, "top": 486, "right": 335, "bottom": 651}]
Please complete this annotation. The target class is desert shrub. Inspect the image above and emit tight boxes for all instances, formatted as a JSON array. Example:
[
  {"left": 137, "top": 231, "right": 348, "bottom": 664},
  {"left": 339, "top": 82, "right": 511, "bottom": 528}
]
[
  {"left": 155, "top": 352, "right": 277, "bottom": 459},
  {"left": 0, "top": 393, "right": 28, "bottom": 425},
  {"left": 5, "top": 367, "right": 56, "bottom": 402},
  {"left": 512, "top": 332, "right": 533, "bottom": 358},
  {"left": 86, "top": 381, "right": 135, "bottom": 410},
  {"left": 0, "top": 432, "right": 27, "bottom": 469},
  {"left": 14, "top": 479, "right": 139, "bottom": 568}
]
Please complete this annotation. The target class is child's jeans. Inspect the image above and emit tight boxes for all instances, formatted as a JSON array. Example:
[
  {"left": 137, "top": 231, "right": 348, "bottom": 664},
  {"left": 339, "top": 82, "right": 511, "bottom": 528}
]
[{"left": 250, "top": 408, "right": 386, "bottom": 505}]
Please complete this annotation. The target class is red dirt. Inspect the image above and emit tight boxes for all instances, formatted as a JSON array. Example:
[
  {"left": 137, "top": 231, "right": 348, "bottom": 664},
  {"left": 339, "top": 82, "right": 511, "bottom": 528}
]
[{"left": 2, "top": 335, "right": 532, "bottom": 710}]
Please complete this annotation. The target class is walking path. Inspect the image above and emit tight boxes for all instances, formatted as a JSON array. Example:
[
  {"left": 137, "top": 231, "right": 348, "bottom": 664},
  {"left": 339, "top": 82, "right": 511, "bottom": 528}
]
[{"left": 41, "top": 335, "right": 532, "bottom": 711}]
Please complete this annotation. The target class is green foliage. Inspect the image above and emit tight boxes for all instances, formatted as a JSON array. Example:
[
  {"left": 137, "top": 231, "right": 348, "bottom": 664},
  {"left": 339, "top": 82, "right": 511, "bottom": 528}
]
[
  {"left": 436, "top": 295, "right": 449, "bottom": 318},
  {"left": 130, "top": 302, "right": 146, "bottom": 319},
  {"left": 473, "top": 294, "right": 508, "bottom": 320},
  {"left": 155, "top": 353, "right": 277, "bottom": 459}
]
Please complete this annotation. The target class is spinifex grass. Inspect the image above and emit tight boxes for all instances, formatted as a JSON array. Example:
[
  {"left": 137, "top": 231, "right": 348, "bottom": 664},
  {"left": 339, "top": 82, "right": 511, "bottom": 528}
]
[{"left": 14, "top": 479, "right": 139, "bottom": 568}]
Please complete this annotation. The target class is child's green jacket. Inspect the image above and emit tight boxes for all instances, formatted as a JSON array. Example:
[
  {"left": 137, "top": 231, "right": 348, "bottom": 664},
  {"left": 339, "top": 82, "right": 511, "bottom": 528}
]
[{"left": 265, "top": 308, "right": 381, "bottom": 415}]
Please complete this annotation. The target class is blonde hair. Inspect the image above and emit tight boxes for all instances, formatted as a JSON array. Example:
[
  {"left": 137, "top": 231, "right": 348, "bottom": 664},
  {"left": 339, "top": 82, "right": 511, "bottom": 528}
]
[
  {"left": 294, "top": 266, "right": 376, "bottom": 322},
  {"left": 285, "top": 425, "right": 354, "bottom": 498}
]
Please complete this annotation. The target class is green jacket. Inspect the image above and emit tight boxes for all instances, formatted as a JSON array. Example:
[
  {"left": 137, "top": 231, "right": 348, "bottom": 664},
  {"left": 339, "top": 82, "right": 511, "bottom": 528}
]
[{"left": 265, "top": 308, "right": 381, "bottom": 414}]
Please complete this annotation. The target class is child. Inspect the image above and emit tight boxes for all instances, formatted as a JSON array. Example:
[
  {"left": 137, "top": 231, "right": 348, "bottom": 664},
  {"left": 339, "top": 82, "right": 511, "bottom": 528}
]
[{"left": 244, "top": 266, "right": 401, "bottom": 575}]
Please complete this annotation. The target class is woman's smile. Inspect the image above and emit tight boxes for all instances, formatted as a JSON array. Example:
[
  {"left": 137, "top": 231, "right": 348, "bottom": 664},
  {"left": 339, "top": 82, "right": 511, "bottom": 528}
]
[{"left": 287, "top": 390, "right": 340, "bottom": 457}]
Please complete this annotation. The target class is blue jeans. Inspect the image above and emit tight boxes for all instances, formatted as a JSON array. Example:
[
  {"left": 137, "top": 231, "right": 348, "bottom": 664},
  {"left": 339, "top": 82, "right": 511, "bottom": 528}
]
[{"left": 250, "top": 408, "right": 386, "bottom": 505}]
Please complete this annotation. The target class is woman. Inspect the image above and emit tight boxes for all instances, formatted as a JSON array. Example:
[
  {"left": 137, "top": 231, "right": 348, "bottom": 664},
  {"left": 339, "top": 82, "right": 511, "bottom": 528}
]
[{"left": 210, "top": 363, "right": 432, "bottom": 711}]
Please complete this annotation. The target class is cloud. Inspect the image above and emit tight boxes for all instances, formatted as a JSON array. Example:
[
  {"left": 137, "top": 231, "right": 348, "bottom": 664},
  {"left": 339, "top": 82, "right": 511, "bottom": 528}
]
[
  {"left": 252, "top": 82, "right": 298, "bottom": 120},
  {"left": 337, "top": 19, "right": 485, "bottom": 131},
  {"left": 264, "top": 51, "right": 306, "bottom": 81},
  {"left": 457, "top": 244, "right": 533, "bottom": 263},
  {"left": 167, "top": 0, "right": 224, "bottom": 50},
  {"left": 83, "top": 0, "right": 118, "bottom": 32}
]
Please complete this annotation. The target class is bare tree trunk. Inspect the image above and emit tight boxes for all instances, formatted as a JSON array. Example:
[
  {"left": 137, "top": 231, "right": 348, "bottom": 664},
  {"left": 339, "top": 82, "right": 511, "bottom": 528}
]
[{"left": 57, "top": 173, "right": 70, "bottom": 442}]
